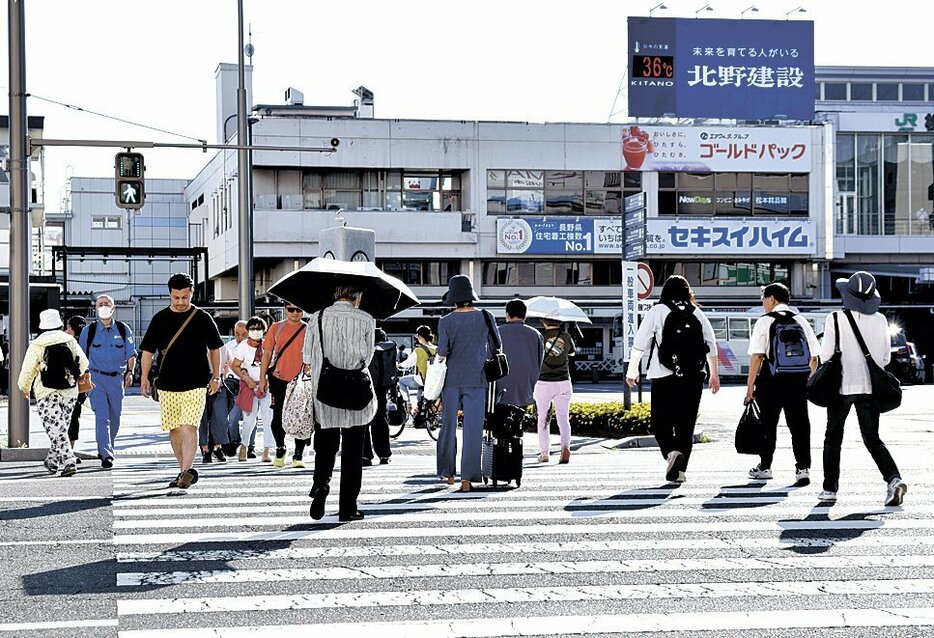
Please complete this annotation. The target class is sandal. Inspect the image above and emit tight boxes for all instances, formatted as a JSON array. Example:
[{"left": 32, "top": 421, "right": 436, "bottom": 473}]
[{"left": 457, "top": 481, "right": 474, "bottom": 493}]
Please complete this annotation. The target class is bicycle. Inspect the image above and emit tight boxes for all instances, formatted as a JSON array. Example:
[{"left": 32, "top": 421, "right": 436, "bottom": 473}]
[{"left": 390, "top": 383, "right": 443, "bottom": 441}]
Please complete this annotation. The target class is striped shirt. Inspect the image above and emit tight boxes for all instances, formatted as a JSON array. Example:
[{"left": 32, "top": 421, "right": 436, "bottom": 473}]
[{"left": 302, "top": 301, "right": 377, "bottom": 429}]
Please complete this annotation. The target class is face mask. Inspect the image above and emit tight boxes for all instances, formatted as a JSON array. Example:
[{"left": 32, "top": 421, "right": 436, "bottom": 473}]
[
  {"left": 248, "top": 330, "right": 264, "bottom": 341},
  {"left": 97, "top": 306, "right": 114, "bottom": 320}
]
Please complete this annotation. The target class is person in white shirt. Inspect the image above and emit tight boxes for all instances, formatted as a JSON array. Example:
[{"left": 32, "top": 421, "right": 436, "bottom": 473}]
[
  {"left": 626, "top": 275, "right": 720, "bottom": 483},
  {"left": 819, "top": 271, "right": 906, "bottom": 506},
  {"left": 231, "top": 317, "right": 274, "bottom": 463},
  {"left": 745, "top": 282, "right": 820, "bottom": 486}
]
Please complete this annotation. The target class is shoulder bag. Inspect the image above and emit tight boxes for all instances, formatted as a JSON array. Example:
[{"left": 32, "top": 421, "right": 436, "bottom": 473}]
[
  {"left": 150, "top": 307, "right": 198, "bottom": 402},
  {"left": 314, "top": 309, "right": 374, "bottom": 411},
  {"left": 806, "top": 312, "right": 842, "bottom": 407},
  {"left": 842, "top": 309, "right": 902, "bottom": 413},
  {"left": 482, "top": 310, "right": 509, "bottom": 382}
]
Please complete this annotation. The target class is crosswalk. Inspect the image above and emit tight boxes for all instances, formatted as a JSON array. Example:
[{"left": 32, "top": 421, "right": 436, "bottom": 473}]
[{"left": 108, "top": 449, "right": 934, "bottom": 637}]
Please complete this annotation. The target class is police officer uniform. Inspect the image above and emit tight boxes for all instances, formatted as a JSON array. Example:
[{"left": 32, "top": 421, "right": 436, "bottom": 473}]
[{"left": 80, "top": 320, "right": 137, "bottom": 461}]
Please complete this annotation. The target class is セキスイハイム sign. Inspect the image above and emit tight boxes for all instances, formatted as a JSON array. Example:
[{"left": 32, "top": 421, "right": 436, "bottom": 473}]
[
  {"left": 497, "top": 218, "right": 621, "bottom": 255},
  {"left": 627, "top": 17, "right": 814, "bottom": 120},
  {"left": 621, "top": 125, "right": 811, "bottom": 172},
  {"left": 644, "top": 218, "right": 816, "bottom": 256}
]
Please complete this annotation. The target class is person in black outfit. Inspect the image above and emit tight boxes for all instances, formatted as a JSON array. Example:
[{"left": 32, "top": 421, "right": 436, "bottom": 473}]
[
  {"left": 65, "top": 315, "right": 88, "bottom": 452},
  {"left": 363, "top": 328, "right": 395, "bottom": 466}
]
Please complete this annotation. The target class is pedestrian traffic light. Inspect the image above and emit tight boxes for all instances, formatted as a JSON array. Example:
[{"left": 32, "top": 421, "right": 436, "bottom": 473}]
[{"left": 114, "top": 152, "right": 145, "bottom": 210}]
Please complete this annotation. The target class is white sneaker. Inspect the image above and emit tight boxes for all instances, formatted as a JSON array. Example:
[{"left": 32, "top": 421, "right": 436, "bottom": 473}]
[
  {"left": 537, "top": 453, "right": 549, "bottom": 463},
  {"left": 748, "top": 465, "right": 773, "bottom": 480},
  {"left": 885, "top": 478, "right": 907, "bottom": 506},
  {"left": 795, "top": 468, "right": 810, "bottom": 487},
  {"left": 675, "top": 471, "right": 687, "bottom": 483},
  {"left": 665, "top": 451, "right": 683, "bottom": 482},
  {"left": 818, "top": 490, "right": 837, "bottom": 502}
]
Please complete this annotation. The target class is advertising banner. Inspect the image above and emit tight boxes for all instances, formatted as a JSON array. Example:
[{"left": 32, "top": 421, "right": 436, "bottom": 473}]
[
  {"left": 497, "top": 217, "right": 623, "bottom": 255},
  {"left": 644, "top": 218, "right": 816, "bottom": 256},
  {"left": 621, "top": 125, "right": 811, "bottom": 172},
  {"left": 837, "top": 111, "right": 934, "bottom": 133},
  {"left": 627, "top": 17, "right": 814, "bottom": 120},
  {"left": 621, "top": 261, "right": 639, "bottom": 361}
]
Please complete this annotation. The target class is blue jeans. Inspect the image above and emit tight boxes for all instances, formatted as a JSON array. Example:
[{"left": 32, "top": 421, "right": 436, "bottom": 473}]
[
  {"left": 199, "top": 388, "right": 231, "bottom": 447},
  {"left": 88, "top": 374, "right": 124, "bottom": 459},
  {"left": 437, "top": 385, "right": 485, "bottom": 483}
]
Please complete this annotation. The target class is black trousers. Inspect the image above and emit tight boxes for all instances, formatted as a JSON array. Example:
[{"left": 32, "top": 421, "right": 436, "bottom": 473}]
[
  {"left": 363, "top": 390, "right": 391, "bottom": 460},
  {"left": 68, "top": 393, "right": 87, "bottom": 442},
  {"left": 650, "top": 375, "right": 703, "bottom": 470},
  {"left": 268, "top": 374, "right": 308, "bottom": 458},
  {"left": 313, "top": 423, "right": 365, "bottom": 515},
  {"left": 823, "top": 394, "right": 901, "bottom": 492},
  {"left": 755, "top": 372, "right": 811, "bottom": 471}
]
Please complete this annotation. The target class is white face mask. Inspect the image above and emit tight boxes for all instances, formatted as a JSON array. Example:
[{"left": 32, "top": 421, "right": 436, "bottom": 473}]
[
  {"left": 248, "top": 329, "right": 264, "bottom": 341},
  {"left": 97, "top": 306, "right": 114, "bottom": 320}
]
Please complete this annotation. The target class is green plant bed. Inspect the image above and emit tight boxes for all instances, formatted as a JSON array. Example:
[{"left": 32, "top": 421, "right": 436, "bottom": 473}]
[{"left": 525, "top": 401, "right": 652, "bottom": 439}]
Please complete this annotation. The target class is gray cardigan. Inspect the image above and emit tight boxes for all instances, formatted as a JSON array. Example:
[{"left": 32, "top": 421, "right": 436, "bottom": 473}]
[{"left": 302, "top": 301, "right": 377, "bottom": 428}]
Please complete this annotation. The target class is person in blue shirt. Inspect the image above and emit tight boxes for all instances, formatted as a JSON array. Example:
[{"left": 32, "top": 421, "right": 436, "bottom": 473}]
[{"left": 78, "top": 295, "right": 137, "bottom": 468}]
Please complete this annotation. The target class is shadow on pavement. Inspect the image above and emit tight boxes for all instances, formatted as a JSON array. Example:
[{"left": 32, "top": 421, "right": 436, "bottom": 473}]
[
  {"left": 778, "top": 505, "right": 888, "bottom": 555},
  {"left": 702, "top": 481, "right": 798, "bottom": 510}
]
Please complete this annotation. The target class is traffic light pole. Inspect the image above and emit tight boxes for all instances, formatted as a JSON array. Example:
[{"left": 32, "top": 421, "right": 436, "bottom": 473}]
[
  {"left": 236, "top": 0, "right": 254, "bottom": 320},
  {"left": 7, "top": 0, "right": 30, "bottom": 447}
]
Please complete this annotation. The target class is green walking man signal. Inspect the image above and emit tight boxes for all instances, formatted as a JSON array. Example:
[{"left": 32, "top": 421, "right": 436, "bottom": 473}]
[{"left": 114, "top": 152, "right": 145, "bottom": 210}]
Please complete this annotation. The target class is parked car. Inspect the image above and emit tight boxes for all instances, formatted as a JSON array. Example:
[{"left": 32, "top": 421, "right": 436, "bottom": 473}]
[
  {"left": 907, "top": 341, "right": 926, "bottom": 384},
  {"left": 887, "top": 330, "right": 920, "bottom": 384}
]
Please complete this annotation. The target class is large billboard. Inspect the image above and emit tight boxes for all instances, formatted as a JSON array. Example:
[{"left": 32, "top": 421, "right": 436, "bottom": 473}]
[
  {"left": 621, "top": 125, "right": 811, "bottom": 172},
  {"left": 644, "top": 218, "right": 816, "bottom": 256},
  {"left": 496, "top": 217, "right": 621, "bottom": 255},
  {"left": 627, "top": 17, "right": 814, "bottom": 120}
]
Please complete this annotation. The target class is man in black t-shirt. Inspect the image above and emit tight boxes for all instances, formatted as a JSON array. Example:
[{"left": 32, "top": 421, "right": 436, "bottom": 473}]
[{"left": 139, "top": 273, "right": 223, "bottom": 489}]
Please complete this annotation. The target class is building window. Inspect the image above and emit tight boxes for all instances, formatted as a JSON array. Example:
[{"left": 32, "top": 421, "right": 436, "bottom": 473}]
[
  {"left": 824, "top": 82, "right": 846, "bottom": 100},
  {"left": 376, "top": 260, "right": 461, "bottom": 286},
  {"left": 876, "top": 83, "right": 899, "bottom": 101},
  {"left": 658, "top": 172, "right": 807, "bottom": 216},
  {"left": 487, "top": 170, "right": 641, "bottom": 216},
  {"left": 650, "top": 261, "right": 789, "bottom": 288},
  {"left": 481, "top": 260, "right": 621, "bottom": 286},
  {"left": 91, "top": 215, "right": 122, "bottom": 230},
  {"left": 850, "top": 82, "right": 873, "bottom": 101},
  {"left": 902, "top": 83, "right": 925, "bottom": 101}
]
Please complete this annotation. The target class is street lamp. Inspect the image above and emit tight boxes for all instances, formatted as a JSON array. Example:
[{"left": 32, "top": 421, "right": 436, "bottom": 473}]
[
  {"left": 695, "top": 4, "right": 714, "bottom": 17},
  {"left": 649, "top": 2, "right": 667, "bottom": 16},
  {"left": 785, "top": 6, "right": 807, "bottom": 18},
  {"left": 741, "top": 5, "right": 758, "bottom": 17}
]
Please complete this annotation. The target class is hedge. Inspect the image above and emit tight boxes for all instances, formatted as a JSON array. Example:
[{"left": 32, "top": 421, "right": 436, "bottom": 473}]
[{"left": 527, "top": 401, "right": 652, "bottom": 439}]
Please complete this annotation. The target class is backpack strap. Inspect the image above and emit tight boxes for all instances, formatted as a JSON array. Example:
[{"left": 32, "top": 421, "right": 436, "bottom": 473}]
[{"left": 85, "top": 320, "right": 129, "bottom": 352}]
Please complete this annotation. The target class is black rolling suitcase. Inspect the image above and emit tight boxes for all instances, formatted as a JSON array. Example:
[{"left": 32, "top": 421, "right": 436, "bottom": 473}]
[{"left": 481, "top": 386, "right": 525, "bottom": 488}]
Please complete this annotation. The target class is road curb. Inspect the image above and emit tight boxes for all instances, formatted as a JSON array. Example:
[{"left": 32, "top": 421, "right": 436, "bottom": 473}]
[
  {"left": 607, "top": 432, "right": 706, "bottom": 450},
  {"left": 0, "top": 448, "right": 98, "bottom": 462}
]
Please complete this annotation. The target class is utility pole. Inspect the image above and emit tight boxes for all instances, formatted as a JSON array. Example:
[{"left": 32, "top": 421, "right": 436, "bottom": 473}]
[
  {"left": 236, "top": 0, "right": 254, "bottom": 319},
  {"left": 7, "top": 0, "right": 30, "bottom": 447}
]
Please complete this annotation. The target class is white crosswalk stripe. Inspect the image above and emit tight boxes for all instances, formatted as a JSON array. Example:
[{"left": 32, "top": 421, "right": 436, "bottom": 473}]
[{"left": 111, "top": 450, "right": 934, "bottom": 637}]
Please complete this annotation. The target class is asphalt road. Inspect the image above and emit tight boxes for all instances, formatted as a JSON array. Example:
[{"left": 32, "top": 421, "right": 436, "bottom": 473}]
[{"left": 2, "top": 385, "right": 934, "bottom": 636}]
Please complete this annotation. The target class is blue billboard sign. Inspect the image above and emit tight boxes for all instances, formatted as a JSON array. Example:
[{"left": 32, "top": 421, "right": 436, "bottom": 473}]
[
  {"left": 496, "top": 218, "right": 622, "bottom": 255},
  {"left": 627, "top": 17, "right": 814, "bottom": 120}
]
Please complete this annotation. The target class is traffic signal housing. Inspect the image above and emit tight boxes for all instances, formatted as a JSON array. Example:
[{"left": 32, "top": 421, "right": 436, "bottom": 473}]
[{"left": 114, "top": 152, "right": 145, "bottom": 210}]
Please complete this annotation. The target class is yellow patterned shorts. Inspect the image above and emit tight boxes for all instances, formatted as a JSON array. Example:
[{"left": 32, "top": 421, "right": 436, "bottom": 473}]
[{"left": 159, "top": 388, "right": 207, "bottom": 431}]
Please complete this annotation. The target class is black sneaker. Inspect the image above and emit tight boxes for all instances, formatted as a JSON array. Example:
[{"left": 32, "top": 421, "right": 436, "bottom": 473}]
[
  {"left": 168, "top": 472, "right": 182, "bottom": 488},
  {"left": 101, "top": 457, "right": 114, "bottom": 469},
  {"left": 212, "top": 448, "right": 227, "bottom": 463},
  {"left": 309, "top": 485, "right": 329, "bottom": 520},
  {"left": 247, "top": 446, "right": 257, "bottom": 459},
  {"left": 60, "top": 465, "right": 77, "bottom": 477},
  {"left": 362, "top": 457, "right": 373, "bottom": 467},
  {"left": 43, "top": 459, "right": 57, "bottom": 474},
  {"left": 202, "top": 451, "right": 213, "bottom": 464},
  {"left": 379, "top": 457, "right": 390, "bottom": 465},
  {"left": 338, "top": 510, "right": 365, "bottom": 522}
]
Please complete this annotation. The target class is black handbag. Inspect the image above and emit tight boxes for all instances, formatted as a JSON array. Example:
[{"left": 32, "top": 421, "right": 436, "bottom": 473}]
[
  {"left": 842, "top": 309, "right": 902, "bottom": 413},
  {"left": 734, "top": 400, "right": 763, "bottom": 455},
  {"left": 482, "top": 310, "right": 509, "bottom": 382},
  {"left": 806, "top": 312, "right": 842, "bottom": 407},
  {"left": 314, "top": 309, "right": 374, "bottom": 411}
]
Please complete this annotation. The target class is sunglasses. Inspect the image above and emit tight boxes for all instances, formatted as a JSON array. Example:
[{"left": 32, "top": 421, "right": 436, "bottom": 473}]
[{"left": 285, "top": 307, "right": 302, "bottom": 313}]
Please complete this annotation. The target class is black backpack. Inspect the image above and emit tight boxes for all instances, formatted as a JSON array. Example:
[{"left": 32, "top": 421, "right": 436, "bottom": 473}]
[
  {"left": 370, "top": 340, "right": 399, "bottom": 390},
  {"left": 40, "top": 342, "right": 80, "bottom": 390},
  {"left": 655, "top": 302, "right": 710, "bottom": 379},
  {"left": 765, "top": 311, "right": 812, "bottom": 376}
]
